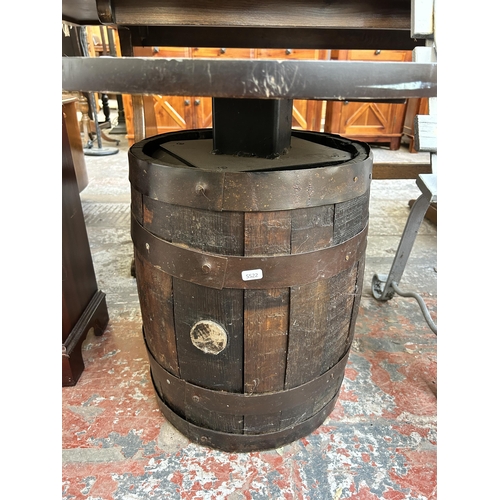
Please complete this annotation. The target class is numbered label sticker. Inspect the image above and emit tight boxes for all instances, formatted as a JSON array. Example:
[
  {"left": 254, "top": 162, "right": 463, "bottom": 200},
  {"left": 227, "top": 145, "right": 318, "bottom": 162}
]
[{"left": 241, "top": 269, "right": 263, "bottom": 281}]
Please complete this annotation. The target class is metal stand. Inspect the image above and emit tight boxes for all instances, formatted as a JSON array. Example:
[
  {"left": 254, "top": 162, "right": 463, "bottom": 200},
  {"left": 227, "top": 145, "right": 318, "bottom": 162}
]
[
  {"left": 83, "top": 90, "right": 119, "bottom": 156},
  {"left": 371, "top": 0, "right": 438, "bottom": 335},
  {"left": 371, "top": 174, "right": 437, "bottom": 334},
  {"left": 106, "top": 27, "right": 128, "bottom": 135},
  {"left": 79, "top": 27, "right": 119, "bottom": 157}
]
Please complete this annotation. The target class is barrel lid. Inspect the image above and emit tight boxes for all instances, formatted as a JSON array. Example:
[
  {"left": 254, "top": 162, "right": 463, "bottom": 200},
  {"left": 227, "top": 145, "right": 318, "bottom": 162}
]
[{"left": 154, "top": 136, "right": 352, "bottom": 172}]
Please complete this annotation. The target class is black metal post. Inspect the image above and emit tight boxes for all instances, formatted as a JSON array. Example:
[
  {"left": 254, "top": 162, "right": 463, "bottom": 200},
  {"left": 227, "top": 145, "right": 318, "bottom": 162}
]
[{"left": 212, "top": 98, "right": 293, "bottom": 158}]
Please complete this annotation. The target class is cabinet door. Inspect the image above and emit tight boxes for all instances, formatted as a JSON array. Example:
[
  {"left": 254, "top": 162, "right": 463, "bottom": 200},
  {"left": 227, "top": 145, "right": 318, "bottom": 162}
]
[
  {"left": 256, "top": 49, "right": 328, "bottom": 132},
  {"left": 191, "top": 96, "right": 213, "bottom": 129},
  {"left": 324, "top": 50, "right": 411, "bottom": 150},
  {"left": 140, "top": 47, "right": 194, "bottom": 133},
  {"left": 152, "top": 95, "right": 195, "bottom": 133},
  {"left": 123, "top": 47, "right": 195, "bottom": 144}
]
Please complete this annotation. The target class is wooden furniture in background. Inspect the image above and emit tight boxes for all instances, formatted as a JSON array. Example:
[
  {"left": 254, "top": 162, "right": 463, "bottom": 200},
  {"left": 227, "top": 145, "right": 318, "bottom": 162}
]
[
  {"left": 122, "top": 47, "right": 329, "bottom": 146},
  {"left": 62, "top": 110, "right": 109, "bottom": 387},
  {"left": 83, "top": 25, "right": 127, "bottom": 132},
  {"left": 324, "top": 50, "right": 411, "bottom": 150},
  {"left": 78, "top": 93, "right": 121, "bottom": 147},
  {"left": 256, "top": 48, "right": 327, "bottom": 133},
  {"left": 62, "top": 95, "right": 88, "bottom": 192},
  {"left": 403, "top": 97, "right": 429, "bottom": 153}
]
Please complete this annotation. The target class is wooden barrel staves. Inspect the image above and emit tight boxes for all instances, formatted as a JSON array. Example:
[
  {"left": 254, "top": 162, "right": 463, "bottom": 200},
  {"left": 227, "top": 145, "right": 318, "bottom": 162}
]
[{"left": 129, "top": 129, "right": 372, "bottom": 452}]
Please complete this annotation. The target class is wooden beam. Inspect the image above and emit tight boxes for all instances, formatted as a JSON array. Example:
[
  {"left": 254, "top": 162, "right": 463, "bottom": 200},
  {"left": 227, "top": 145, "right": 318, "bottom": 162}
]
[
  {"left": 113, "top": 0, "right": 411, "bottom": 29},
  {"left": 372, "top": 162, "right": 432, "bottom": 180},
  {"left": 127, "top": 26, "right": 424, "bottom": 51}
]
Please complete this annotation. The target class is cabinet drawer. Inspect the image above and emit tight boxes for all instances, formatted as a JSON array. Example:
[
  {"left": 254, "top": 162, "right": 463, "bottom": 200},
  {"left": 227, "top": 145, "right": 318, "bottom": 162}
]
[
  {"left": 256, "top": 48, "right": 328, "bottom": 60},
  {"left": 133, "top": 46, "right": 191, "bottom": 58},
  {"left": 343, "top": 49, "right": 411, "bottom": 62},
  {"left": 192, "top": 47, "right": 254, "bottom": 58}
]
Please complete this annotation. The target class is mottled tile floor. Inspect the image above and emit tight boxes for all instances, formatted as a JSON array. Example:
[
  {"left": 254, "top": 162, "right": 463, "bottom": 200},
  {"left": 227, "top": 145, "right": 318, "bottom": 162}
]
[{"left": 62, "top": 134, "right": 437, "bottom": 499}]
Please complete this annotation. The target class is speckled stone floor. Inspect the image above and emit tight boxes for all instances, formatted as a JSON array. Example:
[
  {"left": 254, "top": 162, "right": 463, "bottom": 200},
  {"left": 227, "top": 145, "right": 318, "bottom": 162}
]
[{"left": 62, "top": 132, "right": 437, "bottom": 500}]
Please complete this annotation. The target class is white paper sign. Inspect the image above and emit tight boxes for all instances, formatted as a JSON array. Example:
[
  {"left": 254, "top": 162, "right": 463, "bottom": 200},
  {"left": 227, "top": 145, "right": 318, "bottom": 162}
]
[{"left": 241, "top": 269, "right": 263, "bottom": 281}]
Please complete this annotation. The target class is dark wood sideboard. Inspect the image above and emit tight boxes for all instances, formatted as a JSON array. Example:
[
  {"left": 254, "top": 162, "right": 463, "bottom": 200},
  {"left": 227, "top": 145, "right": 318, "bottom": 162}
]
[{"left": 62, "top": 105, "right": 109, "bottom": 386}]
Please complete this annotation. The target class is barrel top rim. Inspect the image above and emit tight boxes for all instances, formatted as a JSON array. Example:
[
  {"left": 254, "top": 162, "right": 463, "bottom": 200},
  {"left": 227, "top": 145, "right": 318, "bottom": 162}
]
[
  {"left": 128, "top": 129, "right": 372, "bottom": 212},
  {"left": 129, "top": 128, "right": 372, "bottom": 174}
]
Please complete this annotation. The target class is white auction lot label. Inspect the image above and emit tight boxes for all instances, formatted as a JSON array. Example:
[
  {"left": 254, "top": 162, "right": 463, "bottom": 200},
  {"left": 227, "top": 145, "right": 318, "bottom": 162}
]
[{"left": 241, "top": 269, "right": 263, "bottom": 281}]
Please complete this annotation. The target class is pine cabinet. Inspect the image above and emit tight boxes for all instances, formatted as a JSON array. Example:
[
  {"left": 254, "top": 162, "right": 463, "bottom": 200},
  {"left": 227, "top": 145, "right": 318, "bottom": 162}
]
[
  {"left": 123, "top": 47, "right": 329, "bottom": 145},
  {"left": 324, "top": 50, "right": 412, "bottom": 150}
]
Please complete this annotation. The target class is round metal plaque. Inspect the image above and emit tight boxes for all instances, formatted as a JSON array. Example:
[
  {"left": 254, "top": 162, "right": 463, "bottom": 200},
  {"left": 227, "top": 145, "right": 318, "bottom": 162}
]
[{"left": 190, "top": 320, "right": 228, "bottom": 355}]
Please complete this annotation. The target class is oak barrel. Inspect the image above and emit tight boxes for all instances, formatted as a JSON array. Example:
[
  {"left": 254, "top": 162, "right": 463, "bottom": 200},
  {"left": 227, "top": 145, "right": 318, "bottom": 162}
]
[{"left": 129, "top": 129, "right": 372, "bottom": 452}]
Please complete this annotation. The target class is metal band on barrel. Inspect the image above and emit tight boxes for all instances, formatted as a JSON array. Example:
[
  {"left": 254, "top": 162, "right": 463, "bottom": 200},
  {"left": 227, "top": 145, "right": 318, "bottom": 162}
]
[
  {"left": 131, "top": 215, "right": 368, "bottom": 290},
  {"left": 128, "top": 130, "right": 372, "bottom": 212},
  {"left": 150, "top": 376, "right": 340, "bottom": 453},
  {"left": 145, "top": 330, "right": 349, "bottom": 416}
]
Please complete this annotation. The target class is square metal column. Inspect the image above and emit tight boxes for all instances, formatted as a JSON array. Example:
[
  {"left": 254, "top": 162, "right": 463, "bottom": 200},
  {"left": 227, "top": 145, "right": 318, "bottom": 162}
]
[{"left": 212, "top": 98, "right": 293, "bottom": 158}]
